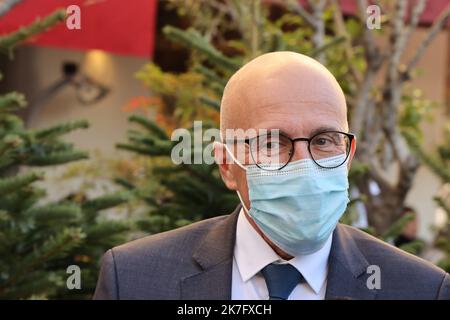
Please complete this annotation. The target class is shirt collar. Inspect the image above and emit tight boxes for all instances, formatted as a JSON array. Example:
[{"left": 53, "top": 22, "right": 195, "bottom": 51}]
[{"left": 233, "top": 208, "right": 332, "bottom": 294}]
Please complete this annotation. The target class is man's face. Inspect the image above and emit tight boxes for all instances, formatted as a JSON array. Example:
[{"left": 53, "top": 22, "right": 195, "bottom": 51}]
[{"left": 215, "top": 52, "right": 356, "bottom": 212}]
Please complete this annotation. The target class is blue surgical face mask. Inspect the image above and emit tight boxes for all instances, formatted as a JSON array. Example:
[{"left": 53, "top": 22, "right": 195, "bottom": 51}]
[{"left": 224, "top": 143, "right": 350, "bottom": 256}]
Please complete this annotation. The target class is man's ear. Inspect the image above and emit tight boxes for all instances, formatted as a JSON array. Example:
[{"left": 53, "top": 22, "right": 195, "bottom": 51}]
[
  {"left": 214, "top": 142, "right": 238, "bottom": 190},
  {"left": 347, "top": 136, "right": 357, "bottom": 169}
]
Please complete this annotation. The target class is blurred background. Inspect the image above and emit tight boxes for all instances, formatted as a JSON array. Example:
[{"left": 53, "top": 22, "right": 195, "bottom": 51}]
[{"left": 0, "top": 0, "right": 449, "bottom": 299}]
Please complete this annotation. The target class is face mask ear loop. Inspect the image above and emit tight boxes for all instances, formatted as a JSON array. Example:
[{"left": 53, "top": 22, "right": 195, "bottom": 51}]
[
  {"left": 236, "top": 190, "right": 250, "bottom": 214},
  {"left": 219, "top": 132, "right": 247, "bottom": 171},
  {"left": 219, "top": 132, "right": 250, "bottom": 212}
]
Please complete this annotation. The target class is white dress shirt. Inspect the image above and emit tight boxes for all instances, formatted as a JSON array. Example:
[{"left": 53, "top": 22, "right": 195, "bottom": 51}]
[{"left": 232, "top": 209, "right": 332, "bottom": 300}]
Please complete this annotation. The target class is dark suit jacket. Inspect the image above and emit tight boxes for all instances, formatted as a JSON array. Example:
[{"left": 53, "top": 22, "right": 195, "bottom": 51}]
[{"left": 93, "top": 205, "right": 450, "bottom": 299}]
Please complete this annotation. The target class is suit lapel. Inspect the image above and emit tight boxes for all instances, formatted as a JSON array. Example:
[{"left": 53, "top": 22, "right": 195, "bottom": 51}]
[
  {"left": 180, "top": 205, "right": 240, "bottom": 300},
  {"left": 180, "top": 210, "right": 377, "bottom": 300},
  {"left": 325, "top": 224, "right": 377, "bottom": 300}
]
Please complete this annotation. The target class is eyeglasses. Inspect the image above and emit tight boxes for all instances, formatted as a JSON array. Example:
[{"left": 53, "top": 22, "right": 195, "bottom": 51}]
[{"left": 228, "top": 130, "right": 355, "bottom": 171}]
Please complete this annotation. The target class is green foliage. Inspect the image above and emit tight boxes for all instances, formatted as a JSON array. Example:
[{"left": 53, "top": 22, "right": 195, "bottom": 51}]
[
  {"left": 0, "top": 10, "right": 131, "bottom": 299},
  {"left": 0, "top": 8, "right": 66, "bottom": 57},
  {"left": 163, "top": 26, "right": 242, "bottom": 72},
  {"left": 118, "top": 115, "right": 238, "bottom": 234},
  {"left": 400, "top": 89, "right": 450, "bottom": 269},
  {"left": 0, "top": 172, "right": 42, "bottom": 195},
  {"left": 0, "top": 91, "right": 27, "bottom": 111},
  {"left": 407, "top": 124, "right": 450, "bottom": 271},
  {"left": 399, "top": 89, "right": 437, "bottom": 142},
  {"left": 398, "top": 240, "right": 426, "bottom": 255},
  {"left": 380, "top": 213, "right": 414, "bottom": 241}
]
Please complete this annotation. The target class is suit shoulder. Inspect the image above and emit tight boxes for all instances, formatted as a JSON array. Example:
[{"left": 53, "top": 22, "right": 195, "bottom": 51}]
[
  {"left": 99, "top": 214, "right": 232, "bottom": 299},
  {"left": 111, "top": 214, "right": 228, "bottom": 261},
  {"left": 339, "top": 224, "right": 447, "bottom": 279}
]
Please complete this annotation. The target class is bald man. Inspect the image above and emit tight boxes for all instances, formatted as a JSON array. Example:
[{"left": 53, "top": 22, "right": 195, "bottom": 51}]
[{"left": 94, "top": 52, "right": 450, "bottom": 300}]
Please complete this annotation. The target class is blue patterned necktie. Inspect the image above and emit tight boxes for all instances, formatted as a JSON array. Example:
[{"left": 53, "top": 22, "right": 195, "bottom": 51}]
[{"left": 261, "top": 263, "right": 305, "bottom": 300}]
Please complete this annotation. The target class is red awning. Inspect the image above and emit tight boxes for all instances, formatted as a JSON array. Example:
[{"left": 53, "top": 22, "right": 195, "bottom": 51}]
[
  {"left": 1, "top": 0, "right": 448, "bottom": 58},
  {"left": 0, "top": 0, "right": 157, "bottom": 57}
]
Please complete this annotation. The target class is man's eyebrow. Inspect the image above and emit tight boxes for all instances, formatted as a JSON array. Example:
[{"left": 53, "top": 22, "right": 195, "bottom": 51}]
[
  {"left": 308, "top": 126, "right": 342, "bottom": 137},
  {"left": 240, "top": 126, "right": 343, "bottom": 139}
]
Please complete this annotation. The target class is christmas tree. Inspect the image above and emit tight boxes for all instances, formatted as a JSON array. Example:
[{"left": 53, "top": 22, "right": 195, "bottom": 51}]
[{"left": 0, "top": 9, "right": 131, "bottom": 299}]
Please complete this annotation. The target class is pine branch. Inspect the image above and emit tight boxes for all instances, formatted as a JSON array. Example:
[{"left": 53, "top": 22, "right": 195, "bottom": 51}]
[
  {"left": 81, "top": 192, "right": 131, "bottom": 213},
  {"left": 84, "top": 221, "right": 130, "bottom": 242},
  {"left": 127, "top": 135, "right": 172, "bottom": 152},
  {"left": 0, "top": 114, "right": 24, "bottom": 133},
  {"left": 193, "top": 65, "right": 227, "bottom": 87},
  {"left": 403, "top": 130, "right": 450, "bottom": 182},
  {"left": 25, "top": 150, "right": 89, "bottom": 166},
  {"left": 163, "top": 26, "right": 242, "bottom": 72},
  {"left": 128, "top": 115, "right": 168, "bottom": 140},
  {"left": 114, "top": 177, "right": 136, "bottom": 190},
  {"left": 26, "top": 204, "right": 82, "bottom": 226},
  {"left": 34, "top": 120, "right": 89, "bottom": 140},
  {"left": 380, "top": 212, "right": 414, "bottom": 240},
  {"left": 0, "top": 187, "right": 44, "bottom": 215},
  {"left": 116, "top": 143, "right": 164, "bottom": 156},
  {"left": 0, "top": 228, "right": 85, "bottom": 297},
  {"left": 0, "top": 9, "right": 66, "bottom": 54},
  {"left": 398, "top": 239, "right": 425, "bottom": 255},
  {"left": 8, "top": 271, "right": 58, "bottom": 299},
  {"left": 308, "top": 35, "right": 346, "bottom": 58},
  {"left": 199, "top": 96, "right": 221, "bottom": 110},
  {"left": 0, "top": 92, "right": 27, "bottom": 112},
  {"left": 0, "top": 172, "right": 42, "bottom": 196}
]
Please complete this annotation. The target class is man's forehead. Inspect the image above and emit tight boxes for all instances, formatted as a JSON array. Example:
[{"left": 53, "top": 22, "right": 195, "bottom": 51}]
[
  {"left": 220, "top": 52, "right": 347, "bottom": 135},
  {"left": 225, "top": 61, "right": 346, "bottom": 119},
  {"left": 245, "top": 100, "right": 346, "bottom": 134},
  {"left": 241, "top": 76, "right": 344, "bottom": 111}
]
